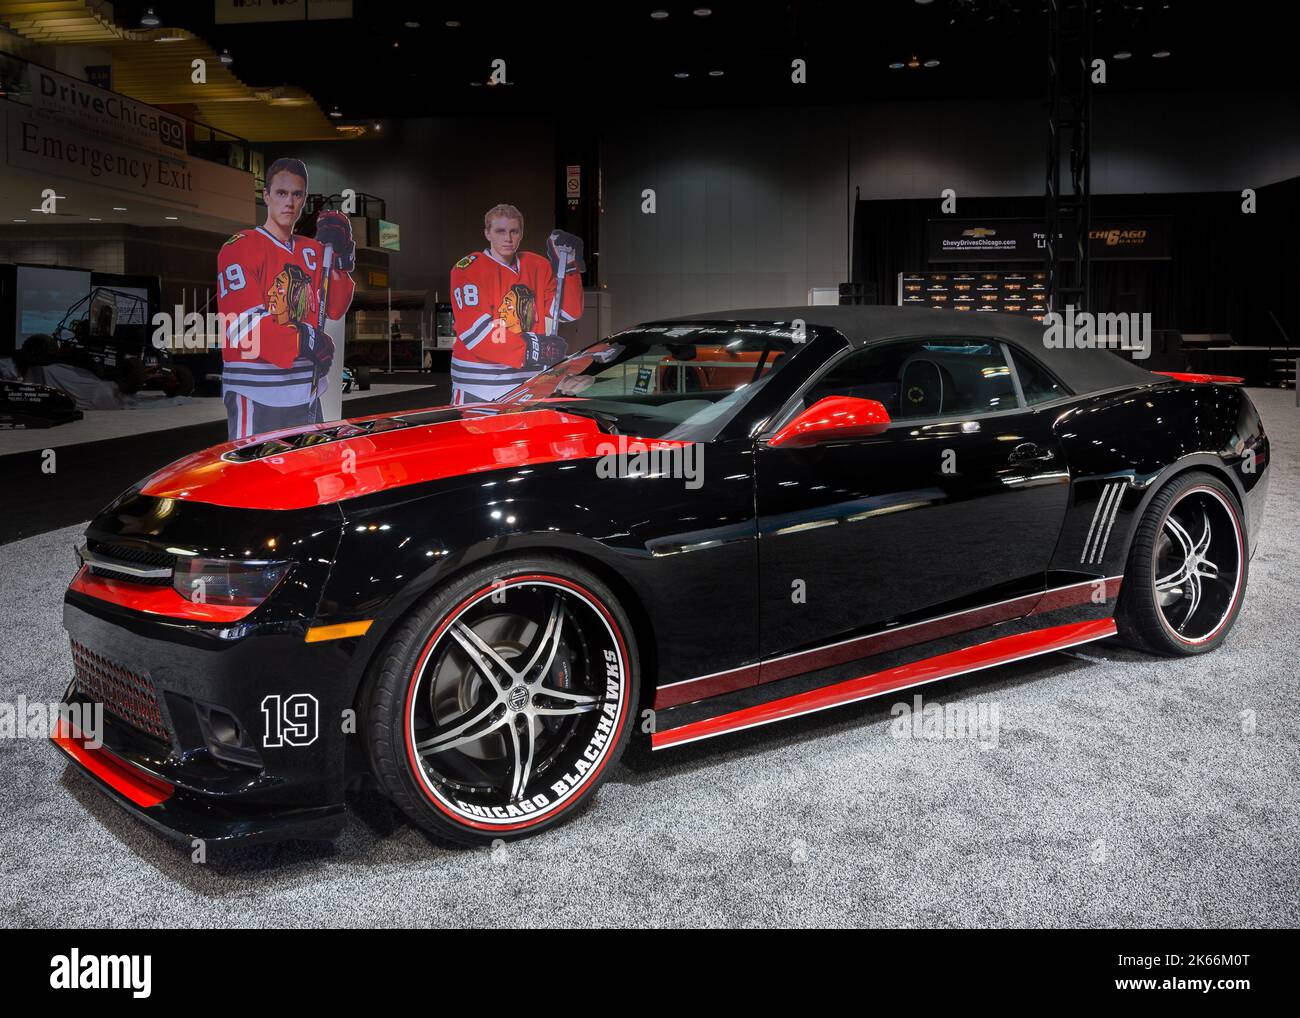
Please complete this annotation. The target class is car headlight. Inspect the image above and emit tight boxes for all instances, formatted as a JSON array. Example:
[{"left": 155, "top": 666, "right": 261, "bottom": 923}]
[{"left": 171, "top": 558, "right": 293, "bottom": 607}]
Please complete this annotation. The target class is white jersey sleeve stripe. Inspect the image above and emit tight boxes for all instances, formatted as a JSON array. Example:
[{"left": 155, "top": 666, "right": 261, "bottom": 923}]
[
  {"left": 458, "top": 313, "right": 493, "bottom": 345},
  {"left": 226, "top": 305, "right": 268, "bottom": 343}
]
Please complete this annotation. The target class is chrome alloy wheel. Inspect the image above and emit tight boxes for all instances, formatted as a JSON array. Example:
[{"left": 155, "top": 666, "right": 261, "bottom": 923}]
[
  {"left": 403, "top": 576, "right": 629, "bottom": 828},
  {"left": 1152, "top": 486, "right": 1244, "bottom": 645}
]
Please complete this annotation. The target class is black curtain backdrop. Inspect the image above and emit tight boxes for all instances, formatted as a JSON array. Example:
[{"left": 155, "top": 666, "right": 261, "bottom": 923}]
[{"left": 852, "top": 178, "right": 1300, "bottom": 345}]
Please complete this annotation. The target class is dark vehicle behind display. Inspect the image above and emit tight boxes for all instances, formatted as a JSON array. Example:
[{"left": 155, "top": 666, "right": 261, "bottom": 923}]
[{"left": 52, "top": 306, "right": 1268, "bottom": 846}]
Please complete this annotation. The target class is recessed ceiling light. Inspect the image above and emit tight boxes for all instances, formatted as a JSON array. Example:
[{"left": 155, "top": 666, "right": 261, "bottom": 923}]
[
  {"left": 12, "top": 219, "right": 26, "bottom": 223},
  {"left": 915, "top": 0, "right": 935, "bottom": 4},
  {"left": 392, "top": 41, "right": 399, "bottom": 48},
  {"left": 1113, "top": 50, "right": 1132, "bottom": 60},
  {"left": 674, "top": 71, "right": 690, "bottom": 78},
  {"left": 651, "top": 10, "right": 670, "bottom": 19},
  {"left": 155, "top": 34, "right": 183, "bottom": 42},
  {"left": 165, "top": 215, "right": 179, "bottom": 220},
  {"left": 219, "top": 48, "right": 233, "bottom": 65},
  {"left": 445, "top": 20, "right": 461, "bottom": 27},
  {"left": 140, "top": 7, "right": 160, "bottom": 27},
  {"left": 889, "top": 61, "right": 906, "bottom": 69},
  {"left": 924, "top": 58, "right": 940, "bottom": 68},
  {"left": 373, "top": 121, "right": 382, "bottom": 130},
  {"left": 906, "top": 55, "right": 921, "bottom": 68},
  {"left": 708, "top": 69, "right": 724, "bottom": 76},
  {"left": 1152, "top": 49, "right": 1171, "bottom": 58},
  {"left": 329, "top": 106, "right": 343, "bottom": 118},
  {"left": 112, "top": 206, "right": 127, "bottom": 211},
  {"left": 694, "top": 6, "right": 713, "bottom": 14},
  {"left": 404, "top": 21, "right": 421, "bottom": 28},
  {"left": 89, "top": 217, "right": 101, "bottom": 221}
]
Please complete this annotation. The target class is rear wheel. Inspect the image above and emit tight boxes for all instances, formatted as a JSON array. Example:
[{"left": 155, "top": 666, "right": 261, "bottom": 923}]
[
  {"left": 363, "top": 556, "right": 637, "bottom": 844},
  {"left": 1116, "top": 471, "right": 1247, "bottom": 655}
]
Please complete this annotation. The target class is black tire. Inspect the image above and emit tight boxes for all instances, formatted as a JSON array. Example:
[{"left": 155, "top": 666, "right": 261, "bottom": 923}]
[
  {"left": 116, "top": 356, "right": 145, "bottom": 395},
  {"left": 171, "top": 364, "right": 195, "bottom": 396},
  {"left": 355, "top": 366, "right": 372, "bottom": 391},
  {"left": 362, "top": 555, "right": 638, "bottom": 844},
  {"left": 1115, "top": 470, "right": 1247, "bottom": 656}
]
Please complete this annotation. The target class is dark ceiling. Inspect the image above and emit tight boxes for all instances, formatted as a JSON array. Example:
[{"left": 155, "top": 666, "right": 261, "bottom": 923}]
[{"left": 106, "top": 0, "right": 1294, "bottom": 124}]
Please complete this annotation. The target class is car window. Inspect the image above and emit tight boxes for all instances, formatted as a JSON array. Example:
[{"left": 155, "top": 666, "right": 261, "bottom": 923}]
[
  {"left": 500, "top": 323, "right": 812, "bottom": 441},
  {"left": 1009, "top": 346, "right": 1067, "bottom": 405},
  {"left": 802, "top": 338, "right": 1020, "bottom": 420}
]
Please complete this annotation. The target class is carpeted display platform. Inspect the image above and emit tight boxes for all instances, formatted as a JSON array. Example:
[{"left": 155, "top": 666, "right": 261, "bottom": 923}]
[{"left": 1, "top": 389, "right": 1296, "bottom": 928}]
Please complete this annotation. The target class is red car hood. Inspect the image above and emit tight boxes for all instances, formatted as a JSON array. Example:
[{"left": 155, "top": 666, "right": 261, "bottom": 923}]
[{"left": 141, "top": 407, "right": 630, "bottom": 511}]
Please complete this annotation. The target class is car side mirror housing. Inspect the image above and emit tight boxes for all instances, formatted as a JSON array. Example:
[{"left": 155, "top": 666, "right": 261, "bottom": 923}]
[{"left": 767, "top": 396, "right": 891, "bottom": 448}]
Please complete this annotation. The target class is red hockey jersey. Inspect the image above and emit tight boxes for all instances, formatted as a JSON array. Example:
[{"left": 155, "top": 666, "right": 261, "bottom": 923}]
[
  {"left": 218, "top": 226, "right": 355, "bottom": 407},
  {"left": 449, "top": 248, "right": 582, "bottom": 400}
]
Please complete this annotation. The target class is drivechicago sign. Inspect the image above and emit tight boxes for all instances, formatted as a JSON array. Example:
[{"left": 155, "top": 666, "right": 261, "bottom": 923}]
[{"left": 30, "top": 65, "right": 186, "bottom": 159}]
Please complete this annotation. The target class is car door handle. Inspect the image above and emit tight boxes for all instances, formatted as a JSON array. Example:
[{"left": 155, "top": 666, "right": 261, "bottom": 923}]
[{"left": 1010, "top": 442, "right": 1053, "bottom": 464}]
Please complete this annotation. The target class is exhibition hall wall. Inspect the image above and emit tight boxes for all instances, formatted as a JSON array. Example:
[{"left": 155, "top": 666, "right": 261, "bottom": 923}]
[
  {"left": 601, "top": 88, "right": 1300, "bottom": 330},
  {"left": 263, "top": 88, "right": 1298, "bottom": 336}
]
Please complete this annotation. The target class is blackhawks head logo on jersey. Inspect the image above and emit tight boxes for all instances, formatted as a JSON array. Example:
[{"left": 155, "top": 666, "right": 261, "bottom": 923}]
[
  {"left": 267, "top": 263, "right": 316, "bottom": 327},
  {"left": 497, "top": 283, "right": 537, "bottom": 336}
]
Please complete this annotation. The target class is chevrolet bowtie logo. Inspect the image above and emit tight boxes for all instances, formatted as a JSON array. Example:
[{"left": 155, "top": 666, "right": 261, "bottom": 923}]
[{"left": 962, "top": 227, "right": 998, "bottom": 237}]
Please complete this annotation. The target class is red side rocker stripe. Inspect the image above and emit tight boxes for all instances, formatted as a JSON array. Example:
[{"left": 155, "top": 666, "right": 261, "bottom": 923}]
[
  {"left": 51, "top": 718, "right": 174, "bottom": 808},
  {"left": 651, "top": 617, "right": 1117, "bottom": 750}
]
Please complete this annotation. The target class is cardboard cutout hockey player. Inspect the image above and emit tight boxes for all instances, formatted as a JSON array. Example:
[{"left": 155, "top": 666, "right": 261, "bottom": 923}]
[
  {"left": 218, "top": 157, "right": 356, "bottom": 439},
  {"left": 450, "top": 203, "right": 584, "bottom": 403}
]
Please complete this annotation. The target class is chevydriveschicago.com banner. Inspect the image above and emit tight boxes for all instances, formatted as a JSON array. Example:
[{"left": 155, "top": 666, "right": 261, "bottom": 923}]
[{"left": 928, "top": 217, "right": 1174, "bottom": 262}]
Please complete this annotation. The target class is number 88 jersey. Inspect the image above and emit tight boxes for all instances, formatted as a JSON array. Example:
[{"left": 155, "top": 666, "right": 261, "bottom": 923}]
[{"left": 449, "top": 248, "right": 583, "bottom": 400}]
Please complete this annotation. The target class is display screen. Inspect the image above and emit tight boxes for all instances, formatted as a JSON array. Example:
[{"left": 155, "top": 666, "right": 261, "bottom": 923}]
[{"left": 15, "top": 266, "right": 91, "bottom": 340}]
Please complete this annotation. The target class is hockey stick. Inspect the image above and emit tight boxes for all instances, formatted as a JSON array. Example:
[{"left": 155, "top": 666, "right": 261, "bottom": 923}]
[
  {"left": 307, "top": 242, "right": 334, "bottom": 425},
  {"left": 548, "top": 244, "right": 568, "bottom": 335}
]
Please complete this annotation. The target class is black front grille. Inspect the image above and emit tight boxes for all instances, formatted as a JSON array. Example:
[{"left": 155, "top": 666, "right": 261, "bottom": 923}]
[
  {"left": 70, "top": 639, "right": 172, "bottom": 744},
  {"left": 85, "top": 541, "right": 174, "bottom": 586},
  {"left": 88, "top": 541, "right": 174, "bottom": 568}
]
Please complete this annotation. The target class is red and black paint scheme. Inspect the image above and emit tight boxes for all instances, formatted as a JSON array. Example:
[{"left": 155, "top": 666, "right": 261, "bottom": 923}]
[{"left": 54, "top": 305, "right": 1270, "bottom": 845}]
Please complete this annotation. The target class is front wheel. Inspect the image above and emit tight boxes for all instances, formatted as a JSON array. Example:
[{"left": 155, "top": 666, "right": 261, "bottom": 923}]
[
  {"left": 363, "top": 556, "right": 638, "bottom": 844},
  {"left": 1116, "top": 471, "right": 1247, "bottom": 656}
]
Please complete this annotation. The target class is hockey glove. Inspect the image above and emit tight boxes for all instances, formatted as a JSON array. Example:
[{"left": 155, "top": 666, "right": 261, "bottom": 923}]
[
  {"left": 315, "top": 210, "right": 356, "bottom": 271},
  {"left": 522, "top": 332, "right": 568, "bottom": 371},
  {"left": 296, "top": 322, "right": 335, "bottom": 373},
  {"left": 547, "top": 230, "right": 585, "bottom": 275}
]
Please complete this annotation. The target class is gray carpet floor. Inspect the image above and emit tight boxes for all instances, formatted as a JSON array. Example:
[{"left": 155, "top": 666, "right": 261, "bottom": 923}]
[{"left": 2, "top": 388, "right": 1297, "bottom": 928}]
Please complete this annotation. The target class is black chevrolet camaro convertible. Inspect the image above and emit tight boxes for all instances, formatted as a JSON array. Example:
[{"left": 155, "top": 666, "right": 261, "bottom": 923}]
[{"left": 54, "top": 306, "right": 1269, "bottom": 845}]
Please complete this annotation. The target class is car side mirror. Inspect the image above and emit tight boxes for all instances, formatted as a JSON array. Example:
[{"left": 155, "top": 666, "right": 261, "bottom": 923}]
[{"left": 766, "top": 396, "right": 891, "bottom": 448}]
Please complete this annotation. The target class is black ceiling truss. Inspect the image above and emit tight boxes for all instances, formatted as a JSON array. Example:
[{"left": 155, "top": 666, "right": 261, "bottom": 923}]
[{"left": 1045, "top": 0, "right": 1094, "bottom": 315}]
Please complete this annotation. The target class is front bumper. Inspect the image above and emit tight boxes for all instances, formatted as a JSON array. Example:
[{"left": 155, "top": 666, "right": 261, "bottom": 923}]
[{"left": 56, "top": 597, "right": 358, "bottom": 844}]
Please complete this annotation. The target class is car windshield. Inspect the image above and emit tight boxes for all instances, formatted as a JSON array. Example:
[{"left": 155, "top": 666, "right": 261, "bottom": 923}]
[{"left": 501, "top": 323, "right": 806, "bottom": 440}]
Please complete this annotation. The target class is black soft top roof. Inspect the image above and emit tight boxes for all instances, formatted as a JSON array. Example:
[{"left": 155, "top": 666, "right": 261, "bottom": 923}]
[{"left": 656, "top": 305, "right": 1159, "bottom": 395}]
